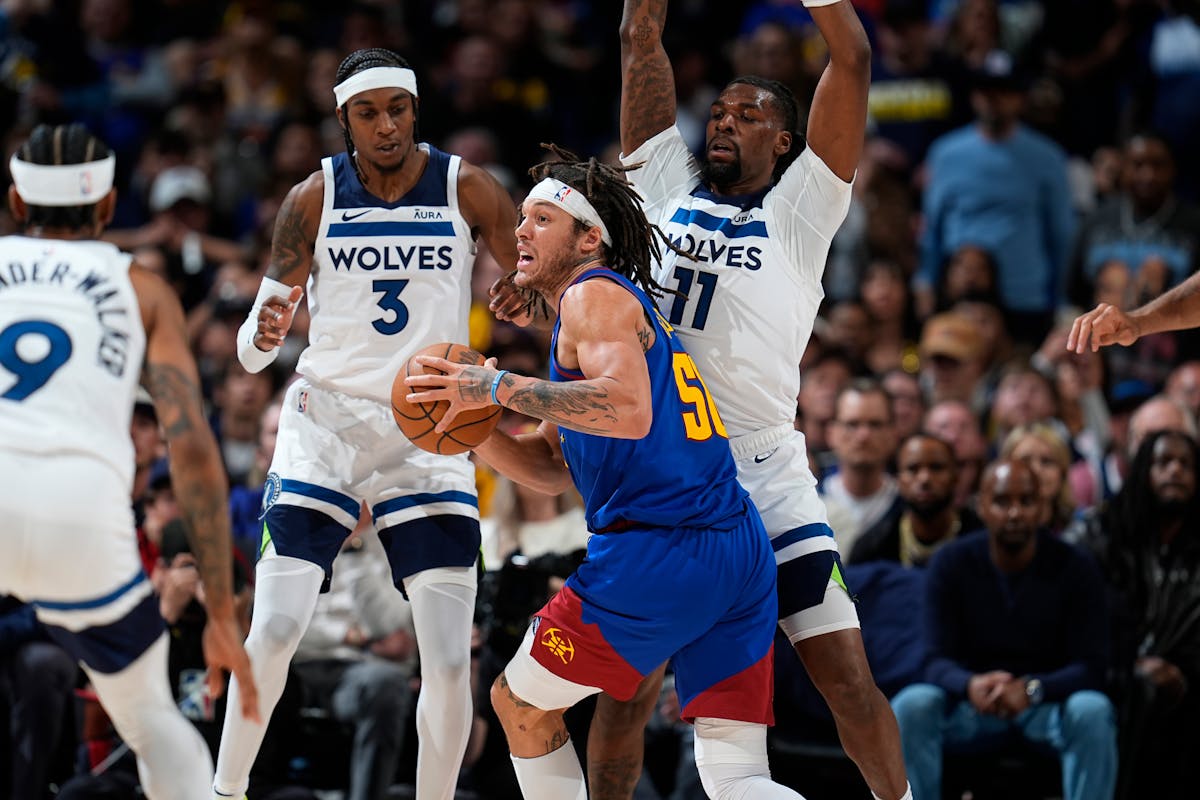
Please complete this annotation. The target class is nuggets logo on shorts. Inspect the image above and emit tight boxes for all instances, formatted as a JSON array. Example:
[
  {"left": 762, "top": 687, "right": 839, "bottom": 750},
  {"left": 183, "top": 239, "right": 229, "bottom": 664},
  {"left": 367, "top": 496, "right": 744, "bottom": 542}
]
[
  {"left": 540, "top": 626, "right": 575, "bottom": 664},
  {"left": 260, "top": 472, "right": 282, "bottom": 520}
]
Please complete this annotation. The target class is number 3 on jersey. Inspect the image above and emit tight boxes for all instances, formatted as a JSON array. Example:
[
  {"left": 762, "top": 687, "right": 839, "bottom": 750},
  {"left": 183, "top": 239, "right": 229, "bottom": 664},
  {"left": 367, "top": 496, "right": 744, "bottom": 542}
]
[
  {"left": 672, "top": 352, "right": 727, "bottom": 441},
  {"left": 372, "top": 279, "right": 409, "bottom": 335},
  {"left": 0, "top": 320, "right": 73, "bottom": 401}
]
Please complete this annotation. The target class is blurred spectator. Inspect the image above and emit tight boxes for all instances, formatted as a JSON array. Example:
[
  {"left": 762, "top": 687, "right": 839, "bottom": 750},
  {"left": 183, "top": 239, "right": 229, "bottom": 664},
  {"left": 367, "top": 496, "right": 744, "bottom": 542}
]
[
  {"left": 0, "top": 596, "right": 78, "bottom": 800},
  {"left": 209, "top": 365, "right": 276, "bottom": 485},
  {"left": 859, "top": 259, "right": 920, "bottom": 375},
  {"left": 822, "top": 379, "right": 901, "bottom": 554},
  {"left": 1128, "top": 394, "right": 1197, "bottom": 463},
  {"left": 1137, "top": 1, "right": 1200, "bottom": 199},
  {"left": 923, "top": 399, "right": 989, "bottom": 508},
  {"left": 916, "top": 49, "right": 1075, "bottom": 345},
  {"left": 868, "top": 0, "right": 964, "bottom": 169},
  {"left": 825, "top": 299, "right": 873, "bottom": 375},
  {"left": 986, "top": 362, "right": 1059, "bottom": 446},
  {"left": 1165, "top": 360, "right": 1200, "bottom": 420},
  {"left": 797, "top": 347, "right": 855, "bottom": 474},
  {"left": 849, "top": 433, "right": 981, "bottom": 566},
  {"left": 130, "top": 386, "right": 165, "bottom": 520},
  {"left": 917, "top": 311, "right": 989, "bottom": 411},
  {"left": 882, "top": 368, "right": 927, "bottom": 444},
  {"left": 293, "top": 518, "right": 417, "bottom": 800},
  {"left": 934, "top": 243, "right": 999, "bottom": 313},
  {"left": 229, "top": 396, "right": 282, "bottom": 566},
  {"left": 1064, "top": 430, "right": 1200, "bottom": 799},
  {"left": 999, "top": 422, "right": 1079, "bottom": 535},
  {"left": 890, "top": 459, "right": 1117, "bottom": 800}
]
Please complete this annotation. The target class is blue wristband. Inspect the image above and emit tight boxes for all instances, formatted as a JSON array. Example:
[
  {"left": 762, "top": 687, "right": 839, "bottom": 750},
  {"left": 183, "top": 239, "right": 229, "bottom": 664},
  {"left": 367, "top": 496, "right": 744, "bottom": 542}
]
[{"left": 490, "top": 370, "right": 510, "bottom": 406}]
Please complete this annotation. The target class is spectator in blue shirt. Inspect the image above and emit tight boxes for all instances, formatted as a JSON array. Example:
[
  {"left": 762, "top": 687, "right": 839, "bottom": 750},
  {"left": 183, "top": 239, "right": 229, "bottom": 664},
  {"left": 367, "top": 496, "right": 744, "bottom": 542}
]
[
  {"left": 916, "top": 50, "right": 1076, "bottom": 346},
  {"left": 890, "top": 458, "right": 1117, "bottom": 800}
]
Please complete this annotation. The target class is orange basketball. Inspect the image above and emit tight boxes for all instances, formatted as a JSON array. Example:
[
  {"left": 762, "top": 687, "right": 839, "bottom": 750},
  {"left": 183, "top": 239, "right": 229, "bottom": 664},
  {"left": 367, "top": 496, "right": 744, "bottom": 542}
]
[{"left": 391, "top": 342, "right": 503, "bottom": 455}]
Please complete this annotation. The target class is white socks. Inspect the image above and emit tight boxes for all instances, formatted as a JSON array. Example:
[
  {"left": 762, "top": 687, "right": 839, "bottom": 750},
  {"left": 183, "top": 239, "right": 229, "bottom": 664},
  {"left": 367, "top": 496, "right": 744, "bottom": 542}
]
[
  {"left": 85, "top": 634, "right": 213, "bottom": 800},
  {"left": 510, "top": 743, "right": 587, "bottom": 800},
  {"left": 874, "top": 785, "right": 913, "bottom": 800},
  {"left": 213, "top": 556, "right": 324, "bottom": 797}
]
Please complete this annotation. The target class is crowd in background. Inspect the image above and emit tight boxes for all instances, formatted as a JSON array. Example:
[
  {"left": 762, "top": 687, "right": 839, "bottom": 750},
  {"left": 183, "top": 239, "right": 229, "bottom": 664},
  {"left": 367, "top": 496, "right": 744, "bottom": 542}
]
[{"left": 1, "top": 0, "right": 1199, "bottom": 798}]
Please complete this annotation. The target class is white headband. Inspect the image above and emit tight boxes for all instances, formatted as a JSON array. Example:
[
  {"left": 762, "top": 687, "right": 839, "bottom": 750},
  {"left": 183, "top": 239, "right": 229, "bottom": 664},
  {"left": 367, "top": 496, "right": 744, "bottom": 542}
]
[
  {"left": 333, "top": 67, "right": 418, "bottom": 108},
  {"left": 525, "top": 178, "right": 612, "bottom": 246},
  {"left": 9, "top": 153, "right": 115, "bottom": 207}
]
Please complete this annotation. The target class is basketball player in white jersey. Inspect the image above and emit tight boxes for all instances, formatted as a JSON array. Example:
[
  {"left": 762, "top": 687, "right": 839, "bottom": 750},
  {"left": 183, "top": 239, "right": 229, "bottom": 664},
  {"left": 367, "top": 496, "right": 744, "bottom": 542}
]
[
  {"left": 215, "top": 49, "right": 521, "bottom": 800},
  {"left": 583, "top": 2, "right": 911, "bottom": 798},
  {"left": 0, "top": 124, "right": 259, "bottom": 800}
]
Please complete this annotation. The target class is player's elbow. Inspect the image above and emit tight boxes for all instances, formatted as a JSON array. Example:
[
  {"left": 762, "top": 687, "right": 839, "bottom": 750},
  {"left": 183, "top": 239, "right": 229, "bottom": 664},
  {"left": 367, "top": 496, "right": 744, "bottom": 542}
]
[
  {"left": 615, "top": 403, "right": 653, "bottom": 440},
  {"left": 835, "top": 28, "right": 872, "bottom": 77}
]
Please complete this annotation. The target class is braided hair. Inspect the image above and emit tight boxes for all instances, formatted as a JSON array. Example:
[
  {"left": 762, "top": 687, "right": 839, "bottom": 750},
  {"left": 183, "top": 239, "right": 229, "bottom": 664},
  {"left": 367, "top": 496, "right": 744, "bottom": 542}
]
[
  {"left": 14, "top": 124, "right": 112, "bottom": 231},
  {"left": 728, "top": 75, "right": 803, "bottom": 179},
  {"left": 529, "top": 144, "right": 682, "bottom": 299},
  {"left": 335, "top": 48, "right": 417, "bottom": 181}
]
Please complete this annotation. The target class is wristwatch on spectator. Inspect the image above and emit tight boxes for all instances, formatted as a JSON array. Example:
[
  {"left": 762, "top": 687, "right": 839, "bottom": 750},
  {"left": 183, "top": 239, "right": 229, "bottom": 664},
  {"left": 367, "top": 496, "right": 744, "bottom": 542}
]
[{"left": 1024, "top": 677, "right": 1045, "bottom": 705}]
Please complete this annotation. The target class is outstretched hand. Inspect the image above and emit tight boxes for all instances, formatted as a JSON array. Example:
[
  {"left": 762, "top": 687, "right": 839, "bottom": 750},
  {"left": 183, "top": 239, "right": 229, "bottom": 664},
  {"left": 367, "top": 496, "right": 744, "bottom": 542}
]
[
  {"left": 405, "top": 355, "right": 502, "bottom": 433},
  {"left": 202, "top": 613, "right": 261, "bottom": 723},
  {"left": 253, "top": 285, "right": 304, "bottom": 351},
  {"left": 1067, "top": 302, "right": 1140, "bottom": 353},
  {"left": 489, "top": 270, "right": 551, "bottom": 327}
]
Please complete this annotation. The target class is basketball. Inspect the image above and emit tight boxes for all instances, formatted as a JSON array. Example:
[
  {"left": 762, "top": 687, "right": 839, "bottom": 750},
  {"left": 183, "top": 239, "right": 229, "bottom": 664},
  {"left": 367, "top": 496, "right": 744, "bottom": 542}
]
[{"left": 390, "top": 342, "right": 503, "bottom": 455}]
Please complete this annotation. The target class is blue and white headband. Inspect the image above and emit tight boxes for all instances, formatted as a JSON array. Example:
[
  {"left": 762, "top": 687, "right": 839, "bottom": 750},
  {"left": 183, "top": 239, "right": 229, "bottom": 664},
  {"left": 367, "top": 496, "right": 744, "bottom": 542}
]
[
  {"left": 9, "top": 153, "right": 116, "bottom": 207},
  {"left": 525, "top": 178, "right": 612, "bottom": 246},
  {"left": 333, "top": 67, "right": 419, "bottom": 109}
]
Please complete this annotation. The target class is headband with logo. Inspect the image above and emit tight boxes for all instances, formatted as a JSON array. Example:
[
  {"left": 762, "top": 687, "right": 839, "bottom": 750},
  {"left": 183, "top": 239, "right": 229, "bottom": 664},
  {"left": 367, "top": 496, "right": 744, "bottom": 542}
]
[
  {"left": 9, "top": 153, "right": 116, "bottom": 207},
  {"left": 333, "top": 67, "right": 419, "bottom": 109},
  {"left": 525, "top": 178, "right": 612, "bottom": 246}
]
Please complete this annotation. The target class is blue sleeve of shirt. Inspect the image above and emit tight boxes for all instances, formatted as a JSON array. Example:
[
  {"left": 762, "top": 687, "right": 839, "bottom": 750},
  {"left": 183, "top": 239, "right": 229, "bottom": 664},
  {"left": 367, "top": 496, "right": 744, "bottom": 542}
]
[
  {"left": 917, "top": 141, "right": 950, "bottom": 291},
  {"left": 921, "top": 544, "right": 974, "bottom": 698},
  {"left": 1040, "top": 143, "right": 1077, "bottom": 307}
]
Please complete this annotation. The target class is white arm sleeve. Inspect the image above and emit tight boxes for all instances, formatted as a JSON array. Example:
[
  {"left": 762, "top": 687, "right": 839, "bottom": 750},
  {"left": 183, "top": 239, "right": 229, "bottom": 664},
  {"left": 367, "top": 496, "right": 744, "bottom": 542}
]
[
  {"left": 766, "top": 147, "right": 855, "bottom": 284},
  {"left": 620, "top": 126, "right": 703, "bottom": 225},
  {"left": 236, "top": 276, "right": 294, "bottom": 373}
]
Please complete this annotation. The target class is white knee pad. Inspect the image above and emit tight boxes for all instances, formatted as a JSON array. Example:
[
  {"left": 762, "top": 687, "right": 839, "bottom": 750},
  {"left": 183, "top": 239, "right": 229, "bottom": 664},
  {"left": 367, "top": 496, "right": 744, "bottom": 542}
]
[{"left": 694, "top": 718, "right": 804, "bottom": 800}]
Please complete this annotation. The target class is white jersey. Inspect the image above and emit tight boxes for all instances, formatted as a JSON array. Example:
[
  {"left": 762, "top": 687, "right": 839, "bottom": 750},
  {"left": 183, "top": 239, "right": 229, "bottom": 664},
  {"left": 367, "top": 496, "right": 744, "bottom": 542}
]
[
  {"left": 297, "top": 146, "right": 476, "bottom": 404},
  {"left": 623, "top": 126, "right": 853, "bottom": 437},
  {"left": 0, "top": 236, "right": 144, "bottom": 488}
]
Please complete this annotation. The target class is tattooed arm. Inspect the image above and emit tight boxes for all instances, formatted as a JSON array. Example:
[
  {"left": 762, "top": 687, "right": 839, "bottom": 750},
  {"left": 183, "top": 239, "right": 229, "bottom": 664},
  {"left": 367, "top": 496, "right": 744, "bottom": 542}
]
[
  {"left": 248, "top": 172, "right": 321, "bottom": 353},
  {"left": 130, "top": 264, "right": 260, "bottom": 721},
  {"left": 619, "top": 0, "right": 674, "bottom": 155},
  {"left": 406, "top": 280, "right": 655, "bottom": 439}
]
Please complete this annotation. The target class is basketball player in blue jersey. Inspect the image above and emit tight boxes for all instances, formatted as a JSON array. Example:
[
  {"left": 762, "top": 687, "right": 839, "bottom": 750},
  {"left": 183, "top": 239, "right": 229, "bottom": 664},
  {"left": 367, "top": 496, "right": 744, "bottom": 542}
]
[
  {"left": 406, "top": 151, "right": 803, "bottom": 799},
  {"left": 0, "top": 124, "right": 258, "bottom": 800},
  {"left": 586, "top": 1, "right": 910, "bottom": 798},
  {"left": 215, "top": 49, "right": 522, "bottom": 800}
]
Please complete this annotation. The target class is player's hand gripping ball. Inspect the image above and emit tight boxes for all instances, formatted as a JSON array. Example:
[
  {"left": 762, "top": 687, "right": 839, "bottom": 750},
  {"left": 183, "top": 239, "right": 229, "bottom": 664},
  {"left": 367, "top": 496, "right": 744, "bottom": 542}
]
[{"left": 391, "top": 342, "right": 502, "bottom": 455}]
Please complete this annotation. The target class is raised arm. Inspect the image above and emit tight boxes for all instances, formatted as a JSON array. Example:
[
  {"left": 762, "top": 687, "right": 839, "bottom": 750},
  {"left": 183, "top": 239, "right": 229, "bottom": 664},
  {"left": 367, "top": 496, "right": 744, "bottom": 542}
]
[
  {"left": 1069, "top": 268, "right": 1200, "bottom": 353},
  {"left": 804, "top": 1, "right": 872, "bottom": 182},
  {"left": 619, "top": 0, "right": 676, "bottom": 155},
  {"left": 130, "top": 264, "right": 259, "bottom": 720}
]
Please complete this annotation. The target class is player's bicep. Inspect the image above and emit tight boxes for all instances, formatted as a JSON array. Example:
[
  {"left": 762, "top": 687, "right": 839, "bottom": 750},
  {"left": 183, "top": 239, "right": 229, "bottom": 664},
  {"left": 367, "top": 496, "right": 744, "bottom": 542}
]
[
  {"left": 268, "top": 174, "right": 321, "bottom": 286},
  {"left": 567, "top": 289, "right": 652, "bottom": 397}
]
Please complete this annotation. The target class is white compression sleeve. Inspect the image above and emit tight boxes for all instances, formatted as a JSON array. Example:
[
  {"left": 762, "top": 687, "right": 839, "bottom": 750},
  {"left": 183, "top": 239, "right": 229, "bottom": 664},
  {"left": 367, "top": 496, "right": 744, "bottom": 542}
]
[
  {"left": 407, "top": 569, "right": 476, "bottom": 800},
  {"left": 213, "top": 556, "right": 324, "bottom": 797},
  {"left": 694, "top": 718, "right": 806, "bottom": 800},
  {"left": 236, "top": 276, "right": 294, "bottom": 373},
  {"left": 84, "top": 634, "right": 213, "bottom": 800},
  {"left": 510, "top": 744, "right": 587, "bottom": 800}
]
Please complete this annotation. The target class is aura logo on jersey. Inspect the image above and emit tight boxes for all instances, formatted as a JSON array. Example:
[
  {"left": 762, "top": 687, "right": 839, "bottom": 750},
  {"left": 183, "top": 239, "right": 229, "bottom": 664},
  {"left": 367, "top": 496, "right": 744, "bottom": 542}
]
[
  {"left": 326, "top": 245, "right": 454, "bottom": 272},
  {"left": 540, "top": 627, "right": 576, "bottom": 665}
]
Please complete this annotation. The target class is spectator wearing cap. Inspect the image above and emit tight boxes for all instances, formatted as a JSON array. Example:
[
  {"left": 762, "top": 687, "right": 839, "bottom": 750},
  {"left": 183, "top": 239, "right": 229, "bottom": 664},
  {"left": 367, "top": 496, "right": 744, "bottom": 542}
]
[
  {"left": 918, "top": 311, "right": 989, "bottom": 412},
  {"left": 916, "top": 49, "right": 1075, "bottom": 347},
  {"left": 105, "top": 164, "right": 247, "bottom": 311}
]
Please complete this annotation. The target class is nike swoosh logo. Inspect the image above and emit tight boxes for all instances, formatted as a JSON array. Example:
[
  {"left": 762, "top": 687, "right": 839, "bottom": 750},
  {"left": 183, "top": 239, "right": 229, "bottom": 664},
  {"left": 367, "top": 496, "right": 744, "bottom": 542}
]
[
  {"left": 753, "top": 448, "right": 778, "bottom": 463},
  {"left": 341, "top": 209, "right": 371, "bottom": 221}
]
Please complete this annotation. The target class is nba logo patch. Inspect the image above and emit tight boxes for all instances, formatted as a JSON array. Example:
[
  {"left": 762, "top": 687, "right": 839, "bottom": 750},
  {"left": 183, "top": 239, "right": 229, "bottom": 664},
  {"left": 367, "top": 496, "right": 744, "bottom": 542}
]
[
  {"left": 554, "top": 186, "right": 572, "bottom": 202},
  {"left": 79, "top": 170, "right": 92, "bottom": 197},
  {"left": 297, "top": 390, "right": 308, "bottom": 413}
]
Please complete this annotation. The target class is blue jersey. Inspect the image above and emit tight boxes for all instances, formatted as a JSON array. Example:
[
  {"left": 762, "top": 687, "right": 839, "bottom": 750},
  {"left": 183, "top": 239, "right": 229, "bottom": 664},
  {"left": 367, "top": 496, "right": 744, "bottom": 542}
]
[{"left": 549, "top": 268, "right": 748, "bottom": 533}]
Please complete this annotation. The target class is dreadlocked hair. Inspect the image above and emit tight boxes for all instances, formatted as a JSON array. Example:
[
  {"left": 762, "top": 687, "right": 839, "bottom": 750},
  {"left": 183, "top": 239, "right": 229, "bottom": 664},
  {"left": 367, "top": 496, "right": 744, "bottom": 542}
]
[
  {"left": 15, "top": 124, "right": 111, "bottom": 231},
  {"left": 729, "top": 75, "right": 803, "bottom": 179},
  {"left": 528, "top": 143, "right": 687, "bottom": 300},
  {"left": 335, "top": 48, "right": 416, "bottom": 177}
]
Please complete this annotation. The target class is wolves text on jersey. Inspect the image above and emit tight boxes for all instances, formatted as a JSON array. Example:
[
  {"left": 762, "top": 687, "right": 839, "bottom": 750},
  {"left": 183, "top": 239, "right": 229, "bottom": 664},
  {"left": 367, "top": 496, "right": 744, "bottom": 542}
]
[{"left": 327, "top": 244, "right": 454, "bottom": 272}]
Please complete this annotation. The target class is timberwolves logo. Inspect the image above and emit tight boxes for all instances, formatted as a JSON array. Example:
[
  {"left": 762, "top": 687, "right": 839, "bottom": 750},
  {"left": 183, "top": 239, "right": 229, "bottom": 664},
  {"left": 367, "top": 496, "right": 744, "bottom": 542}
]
[
  {"left": 260, "top": 472, "right": 282, "bottom": 519},
  {"left": 540, "top": 627, "right": 576, "bottom": 665}
]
